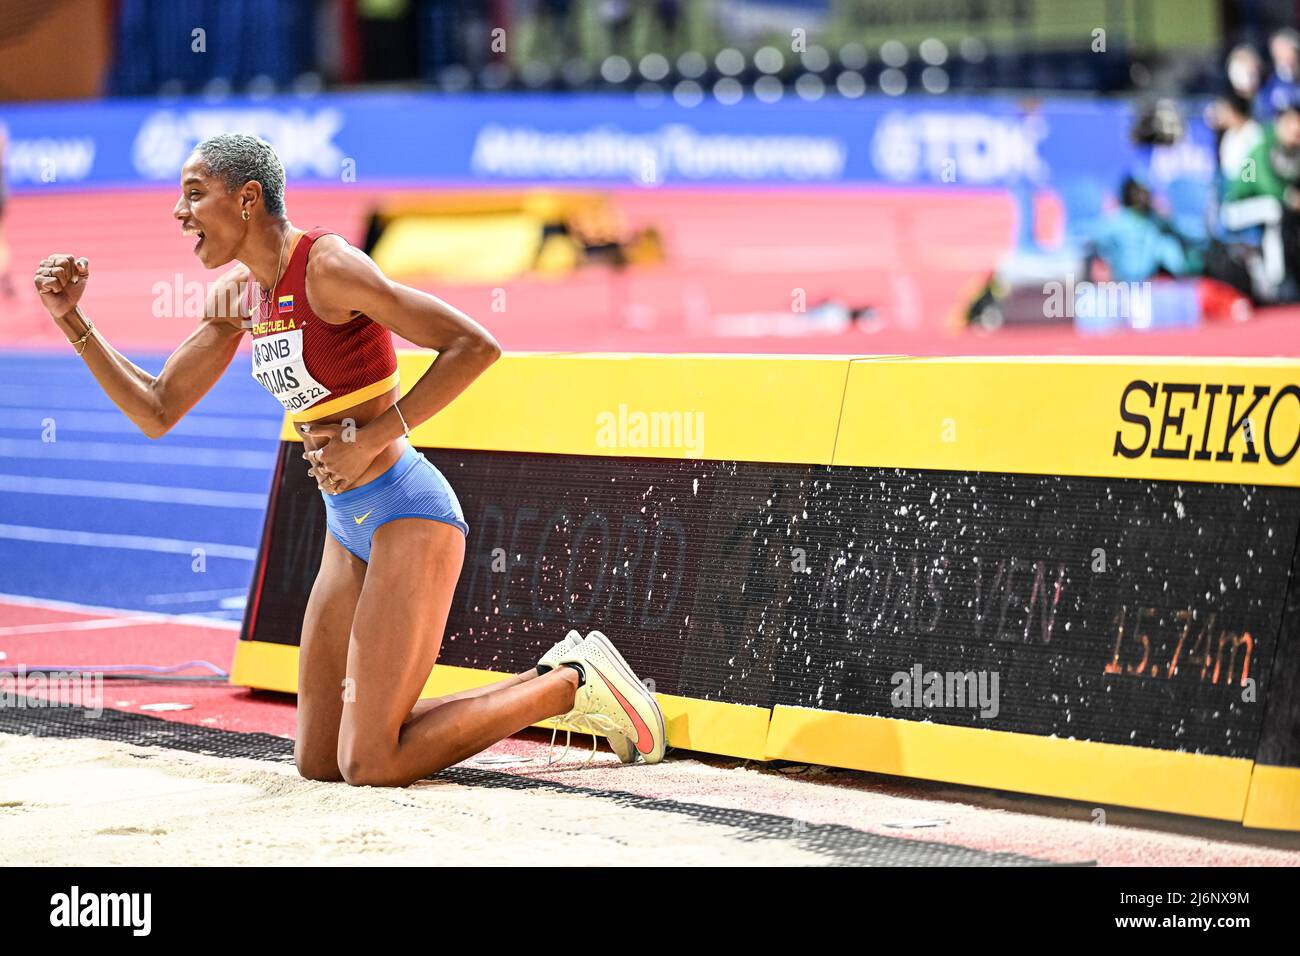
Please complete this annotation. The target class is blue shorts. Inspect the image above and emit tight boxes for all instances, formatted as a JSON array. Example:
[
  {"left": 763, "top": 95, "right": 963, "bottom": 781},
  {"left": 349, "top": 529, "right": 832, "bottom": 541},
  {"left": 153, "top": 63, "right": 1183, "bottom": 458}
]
[{"left": 322, "top": 443, "right": 468, "bottom": 563}]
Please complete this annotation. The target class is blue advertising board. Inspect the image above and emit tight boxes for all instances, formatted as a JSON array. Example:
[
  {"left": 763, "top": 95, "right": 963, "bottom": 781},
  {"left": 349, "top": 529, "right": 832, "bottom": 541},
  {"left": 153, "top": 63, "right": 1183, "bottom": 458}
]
[{"left": 0, "top": 91, "right": 1215, "bottom": 194}]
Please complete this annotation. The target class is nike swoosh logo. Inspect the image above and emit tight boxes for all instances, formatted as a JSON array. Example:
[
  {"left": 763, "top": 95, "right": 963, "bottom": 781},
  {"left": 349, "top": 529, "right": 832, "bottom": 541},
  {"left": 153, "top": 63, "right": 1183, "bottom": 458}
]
[
  {"left": 353, "top": 510, "right": 372, "bottom": 525},
  {"left": 588, "top": 662, "right": 655, "bottom": 755}
]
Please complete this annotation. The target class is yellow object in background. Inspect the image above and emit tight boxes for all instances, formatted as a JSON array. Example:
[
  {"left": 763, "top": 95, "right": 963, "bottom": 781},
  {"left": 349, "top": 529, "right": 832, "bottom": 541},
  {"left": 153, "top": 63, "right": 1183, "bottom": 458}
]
[
  {"left": 370, "top": 213, "right": 543, "bottom": 282},
  {"left": 366, "top": 190, "right": 656, "bottom": 281},
  {"left": 533, "top": 232, "right": 580, "bottom": 276}
]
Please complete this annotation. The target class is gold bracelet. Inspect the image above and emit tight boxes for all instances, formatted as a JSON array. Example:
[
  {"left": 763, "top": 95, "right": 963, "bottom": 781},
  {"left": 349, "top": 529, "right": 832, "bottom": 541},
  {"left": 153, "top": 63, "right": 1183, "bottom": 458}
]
[{"left": 67, "top": 319, "right": 95, "bottom": 356}]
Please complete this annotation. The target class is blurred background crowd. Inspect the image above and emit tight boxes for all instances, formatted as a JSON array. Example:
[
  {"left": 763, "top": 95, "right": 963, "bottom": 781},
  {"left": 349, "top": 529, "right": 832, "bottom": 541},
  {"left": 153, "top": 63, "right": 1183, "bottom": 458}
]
[
  {"left": 2, "top": 0, "right": 1300, "bottom": 352},
  {"left": 85, "top": 1, "right": 1298, "bottom": 100}
]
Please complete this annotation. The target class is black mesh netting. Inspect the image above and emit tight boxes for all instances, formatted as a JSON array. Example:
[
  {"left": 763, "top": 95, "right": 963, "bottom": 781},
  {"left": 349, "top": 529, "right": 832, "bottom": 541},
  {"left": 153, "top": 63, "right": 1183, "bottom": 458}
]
[{"left": 0, "top": 701, "right": 1091, "bottom": 867}]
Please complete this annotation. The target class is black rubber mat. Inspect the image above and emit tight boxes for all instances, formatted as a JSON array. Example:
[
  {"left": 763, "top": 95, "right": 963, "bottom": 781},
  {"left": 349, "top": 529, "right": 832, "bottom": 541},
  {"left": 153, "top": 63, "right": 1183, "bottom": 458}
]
[{"left": 0, "top": 701, "right": 1090, "bottom": 867}]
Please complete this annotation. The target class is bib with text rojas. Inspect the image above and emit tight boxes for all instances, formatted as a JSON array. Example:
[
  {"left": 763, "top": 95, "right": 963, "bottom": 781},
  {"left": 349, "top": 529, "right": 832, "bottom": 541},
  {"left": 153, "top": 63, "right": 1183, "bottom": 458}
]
[{"left": 248, "top": 293, "right": 333, "bottom": 414}]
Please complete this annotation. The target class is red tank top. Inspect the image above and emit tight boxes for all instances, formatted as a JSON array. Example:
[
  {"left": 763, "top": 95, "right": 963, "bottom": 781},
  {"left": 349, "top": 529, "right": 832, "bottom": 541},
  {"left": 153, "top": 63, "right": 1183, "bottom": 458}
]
[{"left": 246, "top": 228, "right": 398, "bottom": 422}]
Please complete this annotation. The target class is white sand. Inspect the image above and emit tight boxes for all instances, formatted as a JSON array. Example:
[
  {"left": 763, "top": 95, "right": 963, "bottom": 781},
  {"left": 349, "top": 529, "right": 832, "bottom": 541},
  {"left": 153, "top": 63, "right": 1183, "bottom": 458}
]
[
  {"left": 0, "top": 734, "right": 827, "bottom": 866},
  {"left": 6, "top": 731, "right": 1296, "bottom": 866}
]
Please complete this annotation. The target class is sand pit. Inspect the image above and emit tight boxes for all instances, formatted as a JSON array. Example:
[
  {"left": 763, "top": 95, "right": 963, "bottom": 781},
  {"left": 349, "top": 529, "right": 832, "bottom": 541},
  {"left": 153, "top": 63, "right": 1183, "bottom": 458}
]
[
  {"left": 0, "top": 733, "right": 839, "bottom": 866},
  {"left": 4, "top": 706, "right": 1296, "bottom": 867}
]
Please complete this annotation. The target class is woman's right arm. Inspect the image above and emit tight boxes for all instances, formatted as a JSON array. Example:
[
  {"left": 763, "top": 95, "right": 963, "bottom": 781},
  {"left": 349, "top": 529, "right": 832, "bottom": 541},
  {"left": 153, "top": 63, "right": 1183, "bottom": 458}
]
[{"left": 35, "top": 254, "right": 248, "bottom": 439}]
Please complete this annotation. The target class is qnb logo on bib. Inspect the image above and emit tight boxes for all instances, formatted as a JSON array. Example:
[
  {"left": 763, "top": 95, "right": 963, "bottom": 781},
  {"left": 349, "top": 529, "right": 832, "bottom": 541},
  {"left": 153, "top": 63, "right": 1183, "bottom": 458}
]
[{"left": 251, "top": 328, "right": 332, "bottom": 413}]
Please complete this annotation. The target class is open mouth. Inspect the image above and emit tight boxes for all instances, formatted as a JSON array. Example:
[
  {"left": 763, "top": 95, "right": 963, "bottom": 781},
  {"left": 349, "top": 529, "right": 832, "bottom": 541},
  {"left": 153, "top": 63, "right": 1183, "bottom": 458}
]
[{"left": 183, "top": 224, "right": 205, "bottom": 253}]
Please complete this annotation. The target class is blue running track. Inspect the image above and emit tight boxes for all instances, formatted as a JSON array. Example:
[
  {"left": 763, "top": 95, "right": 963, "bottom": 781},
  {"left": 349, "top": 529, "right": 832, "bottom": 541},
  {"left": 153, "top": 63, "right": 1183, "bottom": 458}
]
[{"left": 0, "top": 351, "right": 283, "bottom": 623}]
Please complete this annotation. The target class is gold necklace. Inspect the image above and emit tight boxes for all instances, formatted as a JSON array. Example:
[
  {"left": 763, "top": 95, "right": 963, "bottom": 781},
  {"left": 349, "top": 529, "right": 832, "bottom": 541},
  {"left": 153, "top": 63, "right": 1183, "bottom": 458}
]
[{"left": 255, "top": 227, "right": 294, "bottom": 322}]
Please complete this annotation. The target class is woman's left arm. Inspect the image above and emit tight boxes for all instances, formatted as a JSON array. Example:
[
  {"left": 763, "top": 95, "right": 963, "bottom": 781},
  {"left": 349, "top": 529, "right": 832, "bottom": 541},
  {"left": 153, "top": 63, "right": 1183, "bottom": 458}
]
[{"left": 302, "top": 238, "right": 501, "bottom": 479}]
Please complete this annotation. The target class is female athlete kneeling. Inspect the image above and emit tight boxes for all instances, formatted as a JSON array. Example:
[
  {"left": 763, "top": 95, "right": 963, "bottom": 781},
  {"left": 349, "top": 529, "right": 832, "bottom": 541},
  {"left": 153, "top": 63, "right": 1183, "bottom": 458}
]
[{"left": 34, "top": 133, "right": 665, "bottom": 786}]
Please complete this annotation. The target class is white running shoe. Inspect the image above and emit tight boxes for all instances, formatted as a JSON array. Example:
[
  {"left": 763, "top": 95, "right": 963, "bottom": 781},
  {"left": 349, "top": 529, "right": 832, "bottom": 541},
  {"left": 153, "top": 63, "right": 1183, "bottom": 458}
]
[
  {"left": 537, "top": 629, "right": 584, "bottom": 675},
  {"left": 539, "top": 629, "right": 636, "bottom": 764},
  {"left": 555, "top": 631, "right": 666, "bottom": 765}
]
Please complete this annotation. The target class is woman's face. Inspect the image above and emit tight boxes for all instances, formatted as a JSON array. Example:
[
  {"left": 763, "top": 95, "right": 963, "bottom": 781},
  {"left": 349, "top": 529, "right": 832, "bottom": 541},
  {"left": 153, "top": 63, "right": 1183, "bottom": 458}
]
[
  {"left": 173, "top": 152, "right": 245, "bottom": 269},
  {"left": 1271, "top": 38, "right": 1299, "bottom": 76},
  {"left": 1229, "top": 51, "right": 1261, "bottom": 95},
  {"left": 1212, "top": 98, "right": 1246, "bottom": 129}
]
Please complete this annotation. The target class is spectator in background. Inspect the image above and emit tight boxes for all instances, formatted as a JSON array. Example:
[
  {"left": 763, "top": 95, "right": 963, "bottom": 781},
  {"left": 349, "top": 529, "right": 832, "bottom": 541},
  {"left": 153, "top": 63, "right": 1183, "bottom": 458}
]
[
  {"left": 1259, "top": 28, "right": 1300, "bottom": 117},
  {"left": 1224, "top": 103, "right": 1300, "bottom": 213},
  {"left": 1212, "top": 90, "right": 1264, "bottom": 178},
  {"left": 1220, "top": 102, "right": 1300, "bottom": 300},
  {"left": 1092, "top": 175, "right": 1201, "bottom": 283},
  {"left": 1227, "top": 43, "right": 1265, "bottom": 115},
  {"left": 1209, "top": 90, "right": 1269, "bottom": 296}
]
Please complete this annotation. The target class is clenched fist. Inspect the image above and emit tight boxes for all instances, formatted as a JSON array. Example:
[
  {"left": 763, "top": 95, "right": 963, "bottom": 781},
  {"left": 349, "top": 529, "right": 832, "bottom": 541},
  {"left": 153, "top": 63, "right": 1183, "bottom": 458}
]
[{"left": 34, "top": 254, "right": 90, "bottom": 318}]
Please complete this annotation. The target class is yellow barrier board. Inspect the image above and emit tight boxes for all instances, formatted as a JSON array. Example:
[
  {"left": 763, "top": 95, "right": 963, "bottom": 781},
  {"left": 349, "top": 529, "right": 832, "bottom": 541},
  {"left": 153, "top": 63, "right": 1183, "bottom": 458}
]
[
  {"left": 258, "top": 351, "right": 1300, "bottom": 829},
  {"left": 283, "top": 351, "right": 860, "bottom": 464},
  {"left": 835, "top": 357, "right": 1300, "bottom": 487},
  {"left": 281, "top": 353, "right": 1300, "bottom": 485},
  {"left": 1242, "top": 764, "right": 1300, "bottom": 830},
  {"left": 766, "top": 705, "right": 1252, "bottom": 821}
]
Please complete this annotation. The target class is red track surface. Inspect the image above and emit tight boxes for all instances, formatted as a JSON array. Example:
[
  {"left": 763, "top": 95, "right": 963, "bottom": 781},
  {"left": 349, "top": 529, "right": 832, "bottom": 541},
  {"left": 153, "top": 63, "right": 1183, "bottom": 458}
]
[
  {"left": 5, "top": 185, "right": 1300, "bottom": 356},
  {"left": 0, "top": 597, "right": 291, "bottom": 736}
]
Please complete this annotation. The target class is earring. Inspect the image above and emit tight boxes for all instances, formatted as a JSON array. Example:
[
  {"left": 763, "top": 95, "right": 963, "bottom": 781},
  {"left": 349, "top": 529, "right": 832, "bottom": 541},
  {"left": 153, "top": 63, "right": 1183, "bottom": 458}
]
[{"left": 242, "top": 209, "right": 250, "bottom": 221}]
